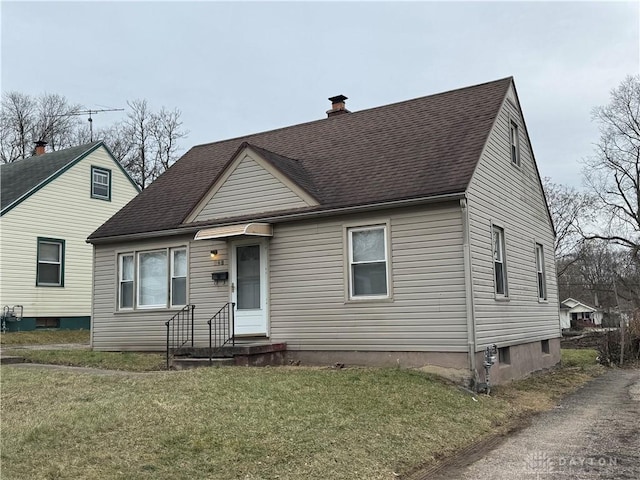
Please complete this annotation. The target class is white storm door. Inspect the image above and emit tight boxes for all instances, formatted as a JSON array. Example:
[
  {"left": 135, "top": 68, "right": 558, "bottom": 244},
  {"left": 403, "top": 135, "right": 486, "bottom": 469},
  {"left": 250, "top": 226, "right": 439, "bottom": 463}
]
[{"left": 231, "top": 240, "right": 268, "bottom": 336}]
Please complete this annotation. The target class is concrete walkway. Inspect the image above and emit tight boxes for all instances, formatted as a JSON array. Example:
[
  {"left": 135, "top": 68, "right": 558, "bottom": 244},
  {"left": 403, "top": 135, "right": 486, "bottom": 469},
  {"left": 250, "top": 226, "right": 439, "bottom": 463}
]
[{"left": 428, "top": 369, "right": 640, "bottom": 479}]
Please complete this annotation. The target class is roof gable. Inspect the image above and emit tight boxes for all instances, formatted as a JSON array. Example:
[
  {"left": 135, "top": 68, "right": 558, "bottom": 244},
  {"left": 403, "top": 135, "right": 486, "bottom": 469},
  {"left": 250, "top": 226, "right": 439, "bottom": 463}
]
[
  {"left": 186, "top": 143, "right": 319, "bottom": 223},
  {"left": 89, "top": 77, "right": 512, "bottom": 241},
  {"left": 1, "top": 141, "right": 138, "bottom": 216}
]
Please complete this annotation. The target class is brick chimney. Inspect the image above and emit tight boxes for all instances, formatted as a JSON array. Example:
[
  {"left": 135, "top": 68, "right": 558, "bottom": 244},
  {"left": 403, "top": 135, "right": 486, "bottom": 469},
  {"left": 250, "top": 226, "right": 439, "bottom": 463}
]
[
  {"left": 326, "top": 95, "right": 350, "bottom": 117},
  {"left": 34, "top": 140, "right": 47, "bottom": 156}
]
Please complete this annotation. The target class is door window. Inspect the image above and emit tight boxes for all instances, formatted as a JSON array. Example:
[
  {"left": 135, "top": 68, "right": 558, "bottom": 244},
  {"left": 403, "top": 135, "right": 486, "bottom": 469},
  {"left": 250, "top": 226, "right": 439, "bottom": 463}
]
[{"left": 237, "top": 245, "right": 260, "bottom": 309}]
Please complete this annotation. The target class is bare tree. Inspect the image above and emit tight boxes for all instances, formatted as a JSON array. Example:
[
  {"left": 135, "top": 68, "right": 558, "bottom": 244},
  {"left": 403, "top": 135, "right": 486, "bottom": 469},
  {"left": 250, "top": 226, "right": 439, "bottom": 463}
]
[
  {"left": 1, "top": 91, "right": 188, "bottom": 189},
  {"left": 542, "top": 177, "right": 592, "bottom": 275},
  {"left": 582, "top": 75, "right": 640, "bottom": 259},
  {"left": 152, "top": 106, "right": 187, "bottom": 172},
  {"left": 115, "top": 100, "right": 188, "bottom": 190},
  {"left": 1, "top": 92, "right": 36, "bottom": 162},
  {"left": 0, "top": 91, "right": 81, "bottom": 162}
]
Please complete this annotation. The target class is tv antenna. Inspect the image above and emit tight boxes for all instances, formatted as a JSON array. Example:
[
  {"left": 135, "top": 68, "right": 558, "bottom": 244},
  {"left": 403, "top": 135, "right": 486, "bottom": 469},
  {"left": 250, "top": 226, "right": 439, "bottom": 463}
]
[{"left": 53, "top": 107, "right": 124, "bottom": 141}]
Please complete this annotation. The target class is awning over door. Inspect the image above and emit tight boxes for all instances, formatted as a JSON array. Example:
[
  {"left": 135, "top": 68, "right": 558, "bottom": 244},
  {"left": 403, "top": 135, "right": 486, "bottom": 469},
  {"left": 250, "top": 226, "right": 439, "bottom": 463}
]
[{"left": 194, "top": 222, "right": 273, "bottom": 240}]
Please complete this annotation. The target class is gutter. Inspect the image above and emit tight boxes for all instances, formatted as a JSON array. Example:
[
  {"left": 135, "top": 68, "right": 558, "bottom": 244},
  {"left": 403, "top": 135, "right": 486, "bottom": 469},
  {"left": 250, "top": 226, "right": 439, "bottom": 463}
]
[
  {"left": 460, "top": 197, "right": 478, "bottom": 377},
  {"left": 88, "top": 191, "right": 466, "bottom": 245}
]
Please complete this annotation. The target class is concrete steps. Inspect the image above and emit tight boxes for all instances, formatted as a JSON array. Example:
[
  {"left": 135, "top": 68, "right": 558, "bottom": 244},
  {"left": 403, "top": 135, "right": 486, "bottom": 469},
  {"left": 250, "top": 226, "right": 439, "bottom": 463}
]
[{"left": 170, "top": 342, "right": 287, "bottom": 369}]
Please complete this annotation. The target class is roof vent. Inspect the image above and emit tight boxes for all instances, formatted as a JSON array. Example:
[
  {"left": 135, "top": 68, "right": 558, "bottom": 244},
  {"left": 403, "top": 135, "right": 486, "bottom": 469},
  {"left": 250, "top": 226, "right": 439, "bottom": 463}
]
[
  {"left": 326, "top": 95, "right": 350, "bottom": 117},
  {"left": 34, "top": 140, "right": 47, "bottom": 156}
]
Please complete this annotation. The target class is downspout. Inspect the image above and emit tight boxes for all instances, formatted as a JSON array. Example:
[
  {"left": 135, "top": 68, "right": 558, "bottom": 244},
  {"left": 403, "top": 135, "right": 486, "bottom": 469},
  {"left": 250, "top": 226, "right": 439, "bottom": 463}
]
[{"left": 460, "top": 197, "right": 478, "bottom": 380}]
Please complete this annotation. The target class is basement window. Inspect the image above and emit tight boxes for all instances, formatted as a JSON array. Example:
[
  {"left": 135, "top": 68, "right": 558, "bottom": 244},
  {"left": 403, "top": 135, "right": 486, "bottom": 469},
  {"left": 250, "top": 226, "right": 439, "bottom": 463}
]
[
  {"left": 499, "top": 346, "right": 511, "bottom": 365},
  {"left": 541, "top": 339, "right": 550, "bottom": 355},
  {"left": 36, "top": 317, "right": 60, "bottom": 328}
]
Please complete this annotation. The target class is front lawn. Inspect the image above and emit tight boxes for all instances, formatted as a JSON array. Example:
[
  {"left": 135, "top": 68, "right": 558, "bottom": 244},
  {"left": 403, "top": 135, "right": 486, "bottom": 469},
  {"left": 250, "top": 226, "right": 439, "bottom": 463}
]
[
  {"left": 2, "top": 349, "right": 165, "bottom": 372},
  {"left": 0, "top": 329, "right": 90, "bottom": 345},
  {"left": 0, "top": 350, "right": 604, "bottom": 480}
]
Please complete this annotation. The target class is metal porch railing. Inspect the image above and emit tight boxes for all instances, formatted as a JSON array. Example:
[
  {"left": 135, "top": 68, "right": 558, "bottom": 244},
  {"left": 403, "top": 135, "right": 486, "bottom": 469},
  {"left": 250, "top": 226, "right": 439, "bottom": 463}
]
[
  {"left": 165, "top": 304, "right": 195, "bottom": 369},
  {"left": 207, "top": 302, "right": 235, "bottom": 364}
]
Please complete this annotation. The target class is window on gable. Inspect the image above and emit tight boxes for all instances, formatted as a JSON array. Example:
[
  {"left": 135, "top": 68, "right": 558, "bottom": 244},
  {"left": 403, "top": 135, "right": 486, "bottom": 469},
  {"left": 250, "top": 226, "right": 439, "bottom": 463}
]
[
  {"left": 91, "top": 166, "right": 111, "bottom": 200},
  {"left": 348, "top": 225, "right": 389, "bottom": 299},
  {"left": 492, "top": 226, "right": 508, "bottom": 297},
  {"left": 536, "top": 243, "right": 547, "bottom": 300},
  {"left": 37, "top": 238, "right": 64, "bottom": 287},
  {"left": 118, "top": 247, "right": 188, "bottom": 310},
  {"left": 510, "top": 121, "right": 520, "bottom": 166}
]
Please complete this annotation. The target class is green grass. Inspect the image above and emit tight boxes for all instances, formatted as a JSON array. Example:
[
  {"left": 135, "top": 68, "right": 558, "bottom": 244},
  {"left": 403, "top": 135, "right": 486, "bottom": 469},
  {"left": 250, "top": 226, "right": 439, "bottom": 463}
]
[
  {"left": 2, "top": 349, "right": 165, "bottom": 372},
  {"left": 0, "top": 350, "right": 604, "bottom": 479},
  {"left": 561, "top": 348, "right": 600, "bottom": 368},
  {"left": 1, "top": 367, "right": 512, "bottom": 480},
  {"left": 0, "top": 329, "right": 90, "bottom": 345}
]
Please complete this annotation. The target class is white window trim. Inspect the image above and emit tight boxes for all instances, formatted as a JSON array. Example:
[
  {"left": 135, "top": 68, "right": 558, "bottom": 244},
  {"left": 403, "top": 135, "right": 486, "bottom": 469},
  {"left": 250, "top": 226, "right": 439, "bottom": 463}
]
[
  {"left": 116, "top": 245, "right": 188, "bottom": 312},
  {"left": 347, "top": 224, "right": 391, "bottom": 301},
  {"left": 91, "top": 166, "right": 111, "bottom": 200},
  {"left": 536, "top": 243, "right": 547, "bottom": 301},
  {"left": 118, "top": 253, "right": 134, "bottom": 310},
  {"left": 510, "top": 120, "right": 520, "bottom": 166},
  {"left": 37, "top": 239, "right": 64, "bottom": 286},
  {"left": 492, "top": 224, "right": 508, "bottom": 299},
  {"left": 136, "top": 249, "right": 169, "bottom": 309},
  {"left": 170, "top": 247, "right": 187, "bottom": 307}
]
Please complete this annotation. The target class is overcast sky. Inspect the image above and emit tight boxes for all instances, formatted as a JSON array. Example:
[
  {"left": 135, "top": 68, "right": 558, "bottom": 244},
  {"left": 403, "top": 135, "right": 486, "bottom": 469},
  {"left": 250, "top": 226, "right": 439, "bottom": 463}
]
[{"left": 2, "top": 1, "right": 638, "bottom": 188}]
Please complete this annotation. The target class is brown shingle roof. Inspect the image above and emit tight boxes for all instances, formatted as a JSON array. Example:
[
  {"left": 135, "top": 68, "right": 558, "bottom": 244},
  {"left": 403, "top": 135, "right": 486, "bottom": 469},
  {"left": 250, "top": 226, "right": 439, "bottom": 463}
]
[{"left": 89, "top": 77, "right": 512, "bottom": 241}]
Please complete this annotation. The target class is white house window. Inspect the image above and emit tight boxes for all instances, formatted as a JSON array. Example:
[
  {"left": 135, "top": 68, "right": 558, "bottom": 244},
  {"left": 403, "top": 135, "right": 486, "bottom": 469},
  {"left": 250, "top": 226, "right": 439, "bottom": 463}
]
[
  {"left": 510, "top": 121, "right": 520, "bottom": 166},
  {"left": 348, "top": 225, "right": 388, "bottom": 298},
  {"left": 170, "top": 248, "right": 187, "bottom": 307},
  {"left": 36, "top": 238, "right": 64, "bottom": 286},
  {"left": 118, "top": 247, "right": 187, "bottom": 310},
  {"left": 91, "top": 166, "right": 111, "bottom": 200},
  {"left": 138, "top": 250, "right": 168, "bottom": 308},
  {"left": 536, "top": 243, "right": 546, "bottom": 300},
  {"left": 493, "top": 226, "right": 507, "bottom": 296},
  {"left": 119, "top": 253, "right": 134, "bottom": 309}
]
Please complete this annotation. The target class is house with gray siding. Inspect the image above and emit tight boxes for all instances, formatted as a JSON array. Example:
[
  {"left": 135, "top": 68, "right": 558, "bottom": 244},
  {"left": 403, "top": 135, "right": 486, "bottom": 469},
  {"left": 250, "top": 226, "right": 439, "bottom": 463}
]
[{"left": 88, "top": 78, "right": 561, "bottom": 384}]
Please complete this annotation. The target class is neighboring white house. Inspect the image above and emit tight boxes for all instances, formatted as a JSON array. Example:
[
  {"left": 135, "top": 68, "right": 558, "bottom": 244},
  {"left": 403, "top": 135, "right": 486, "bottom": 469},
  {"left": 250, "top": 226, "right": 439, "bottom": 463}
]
[
  {"left": 0, "top": 141, "right": 139, "bottom": 330},
  {"left": 560, "top": 298, "right": 604, "bottom": 329},
  {"left": 88, "top": 78, "right": 561, "bottom": 384}
]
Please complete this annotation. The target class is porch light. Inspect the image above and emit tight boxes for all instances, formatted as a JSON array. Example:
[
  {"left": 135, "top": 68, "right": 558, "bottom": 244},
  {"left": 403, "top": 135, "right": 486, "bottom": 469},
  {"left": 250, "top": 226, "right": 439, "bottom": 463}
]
[{"left": 210, "top": 250, "right": 218, "bottom": 259}]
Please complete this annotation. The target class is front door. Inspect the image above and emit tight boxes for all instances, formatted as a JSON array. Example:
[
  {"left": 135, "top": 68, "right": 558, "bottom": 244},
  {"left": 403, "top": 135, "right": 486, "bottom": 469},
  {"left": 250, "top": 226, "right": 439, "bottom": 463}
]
[{"left": 231, "top": 240, "right": 268, "bottom": 336}]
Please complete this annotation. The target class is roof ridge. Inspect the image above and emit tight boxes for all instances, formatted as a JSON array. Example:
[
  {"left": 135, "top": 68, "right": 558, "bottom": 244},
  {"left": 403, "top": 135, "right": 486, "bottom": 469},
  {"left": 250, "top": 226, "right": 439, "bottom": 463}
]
[{"left": 188, "top": 77, "right": 513, "bottom": 151}]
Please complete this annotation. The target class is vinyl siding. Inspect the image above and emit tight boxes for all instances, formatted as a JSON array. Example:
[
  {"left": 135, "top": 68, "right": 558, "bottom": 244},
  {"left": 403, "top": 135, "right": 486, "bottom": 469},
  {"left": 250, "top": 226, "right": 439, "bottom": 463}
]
[
  {"left": 93, "top": 203, "right": 469, "bottom": 352},
  {"left": 466, "top": 85, "right": 561, "bottom": 348},
  {"left": 193, "top": 153, "right": 310, "bottom": 222},
  {"left": 92, "top": 235, "right": 230, "bottom": 350},
  {"left": 0, "top": 147, "right": 138, "bottom": 318},
  {"left": 269, "top": 204, "right": 469, "bottom": 352}
]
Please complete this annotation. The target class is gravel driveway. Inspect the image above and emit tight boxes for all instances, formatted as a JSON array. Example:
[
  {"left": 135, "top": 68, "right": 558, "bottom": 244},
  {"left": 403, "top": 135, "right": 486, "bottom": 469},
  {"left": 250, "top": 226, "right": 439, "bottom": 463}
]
[{"left": 431, "top": 368, "right": 640, "bottom": 479}]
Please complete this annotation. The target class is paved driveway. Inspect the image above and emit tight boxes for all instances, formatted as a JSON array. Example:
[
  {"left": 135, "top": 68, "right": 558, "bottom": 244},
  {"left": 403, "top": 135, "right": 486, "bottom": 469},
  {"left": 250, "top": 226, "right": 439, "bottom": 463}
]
[{"left": 432, "top": 369, "right": 640, "bottom": 479}]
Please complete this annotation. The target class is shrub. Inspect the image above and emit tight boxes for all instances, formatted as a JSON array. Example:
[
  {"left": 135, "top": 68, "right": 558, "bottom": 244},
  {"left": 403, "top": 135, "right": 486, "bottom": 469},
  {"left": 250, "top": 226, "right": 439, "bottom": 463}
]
[{"left": 597, "top": 312, "right": 640, "bottom": 365}]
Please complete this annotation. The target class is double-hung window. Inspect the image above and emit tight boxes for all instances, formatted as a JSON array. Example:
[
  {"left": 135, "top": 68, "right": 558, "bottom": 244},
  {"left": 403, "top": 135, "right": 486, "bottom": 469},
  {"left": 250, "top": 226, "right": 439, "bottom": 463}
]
[
  {"left": 492, "top": 226, "right": 507, "bottom": 296},
  {"left": 348, "top": 225, "right": 389, "bottom": 298},
  {"left": 171, "top": 248, "right": 187, "bottom": 307},
  {"left": 138, "top": 250, "right": 168, "bottom": 308},
  {"left": 91, "top": 166, "right": 111, "bottom": 200},
  {"left": 36, "top": 238, "right": 64, "bottom": 286},
  {"left": 510, "top": 121, "right": 520, "bottom": 166},
  {"left": 535, "top": 243, "right": 546, "bottom": 300},
  {"left": 118, "top": 246, "right": 187, "bottom": 310},
  {"left": 119, "top": 253, "right": 134, "bottom": 309}
]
